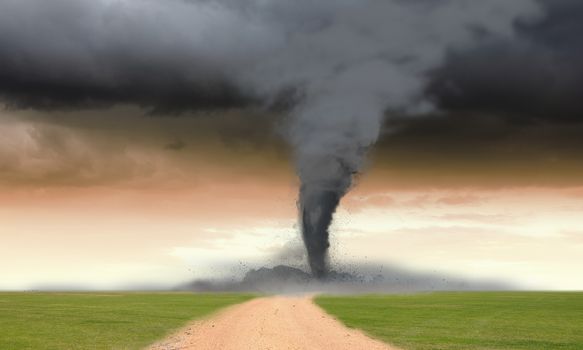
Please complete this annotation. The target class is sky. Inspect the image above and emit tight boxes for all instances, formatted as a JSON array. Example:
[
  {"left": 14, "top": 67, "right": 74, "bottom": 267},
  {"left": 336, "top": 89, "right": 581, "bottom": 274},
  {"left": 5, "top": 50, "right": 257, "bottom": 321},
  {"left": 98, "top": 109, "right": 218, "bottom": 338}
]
[{"left": 1, "top": 0, "right": 583, "bottom": 290}]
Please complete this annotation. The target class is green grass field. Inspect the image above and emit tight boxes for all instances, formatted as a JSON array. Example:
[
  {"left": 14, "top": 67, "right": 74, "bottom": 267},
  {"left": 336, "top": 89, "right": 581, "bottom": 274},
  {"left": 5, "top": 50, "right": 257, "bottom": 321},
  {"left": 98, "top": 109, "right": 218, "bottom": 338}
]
[
  {"left": 0, "top": 292, "right": 253, "bottom": 350},
  {"left": 316, "top": 292, "right": 583, "bottom": 350}
]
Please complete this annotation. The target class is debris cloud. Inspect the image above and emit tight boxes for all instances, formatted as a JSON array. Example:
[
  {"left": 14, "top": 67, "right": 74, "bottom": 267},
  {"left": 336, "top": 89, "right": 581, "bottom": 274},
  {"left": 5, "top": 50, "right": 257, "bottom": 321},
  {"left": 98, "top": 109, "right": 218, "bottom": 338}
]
[{"left": 178, "top": 264, "right": 512, "bottom": 294}]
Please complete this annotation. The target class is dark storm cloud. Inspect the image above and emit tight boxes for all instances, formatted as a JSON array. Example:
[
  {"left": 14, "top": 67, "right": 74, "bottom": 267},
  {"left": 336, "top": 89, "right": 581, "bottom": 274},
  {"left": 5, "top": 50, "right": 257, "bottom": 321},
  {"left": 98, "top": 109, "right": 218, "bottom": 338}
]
[
  {"left": 0, "top": 0, "right": 273, "bottom": 110},
  {"left": 0, "top": 0, "right": 580, "bottom": 121},
  {"left": 372, "top": 112, "right": 583, "bottom": 188},
  {"left": 1, "top": 0, "right": 583, "bottom": 190},
  {"left": 0, "top": 0, "right": 545, "bottom": 114},
  {"left": 0, "top": 0, "right": 583, "bottom": 120},
  {"left": 429, "top": 0, "right": 583, "bottom": 122}
]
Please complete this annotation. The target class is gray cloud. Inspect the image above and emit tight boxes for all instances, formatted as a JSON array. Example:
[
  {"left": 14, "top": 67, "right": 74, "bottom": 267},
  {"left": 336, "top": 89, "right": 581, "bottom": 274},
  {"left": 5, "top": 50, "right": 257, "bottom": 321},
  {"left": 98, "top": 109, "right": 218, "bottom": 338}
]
[
  {"left": 0, "top": 0, "right": 556, "bottom": 115},
  {"left": 0, "top": 0, "right": 580, "bottom": 123},
  {"left": 0, "top": 0, "right": 277, "bottom": 110},
  {"left": 429, "top": 0, "right": 583, "bottom": 122}
]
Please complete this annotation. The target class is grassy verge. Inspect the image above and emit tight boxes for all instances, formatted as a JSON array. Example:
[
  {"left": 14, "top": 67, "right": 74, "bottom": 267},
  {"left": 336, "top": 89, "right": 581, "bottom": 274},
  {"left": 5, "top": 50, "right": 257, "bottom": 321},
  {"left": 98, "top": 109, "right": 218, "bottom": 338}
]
[
  {"left": 0, "top": 292, "right": 254, "bottom": 350},
  {"left": 316, "top": 292, "right": 583, "bottom": 350}
]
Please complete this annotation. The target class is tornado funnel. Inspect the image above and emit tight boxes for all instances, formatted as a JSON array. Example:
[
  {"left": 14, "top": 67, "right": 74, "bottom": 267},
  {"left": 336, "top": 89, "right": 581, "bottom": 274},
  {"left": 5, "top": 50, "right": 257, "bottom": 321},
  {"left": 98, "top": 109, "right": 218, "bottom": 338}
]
[{"left": 300, "top": 186, "right": 342, "bottom": 278}]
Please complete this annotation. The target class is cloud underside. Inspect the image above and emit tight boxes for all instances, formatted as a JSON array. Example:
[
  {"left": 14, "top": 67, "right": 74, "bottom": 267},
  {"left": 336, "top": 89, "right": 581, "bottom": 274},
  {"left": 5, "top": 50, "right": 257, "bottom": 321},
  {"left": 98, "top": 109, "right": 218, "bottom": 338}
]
[{"left": 0, "top": 108, "right": 582, "bottom": 189}]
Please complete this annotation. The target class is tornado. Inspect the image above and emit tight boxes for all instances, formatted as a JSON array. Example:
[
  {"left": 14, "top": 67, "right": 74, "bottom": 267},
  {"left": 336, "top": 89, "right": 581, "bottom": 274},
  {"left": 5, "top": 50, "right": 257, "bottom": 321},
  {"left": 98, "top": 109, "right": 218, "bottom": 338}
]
[
  {"left": 300, "top": 172, "right": 348, "bottom": 278},
  {"left": 301, "top": 190, "right": 336, "bottom": 278},
  {"left": 291, "top": 100, "right": 370, "bottom": 278},
  {"left": 253, "top": 1, "right": 540, "bottom": 278}
]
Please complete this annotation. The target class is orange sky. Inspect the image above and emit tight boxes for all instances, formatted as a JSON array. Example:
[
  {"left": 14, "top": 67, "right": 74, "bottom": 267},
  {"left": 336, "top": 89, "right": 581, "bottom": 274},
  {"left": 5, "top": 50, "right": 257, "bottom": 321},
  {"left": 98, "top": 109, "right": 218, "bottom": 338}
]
[{"left": 2, "top": 169, "right": 583, "bottom": 290}]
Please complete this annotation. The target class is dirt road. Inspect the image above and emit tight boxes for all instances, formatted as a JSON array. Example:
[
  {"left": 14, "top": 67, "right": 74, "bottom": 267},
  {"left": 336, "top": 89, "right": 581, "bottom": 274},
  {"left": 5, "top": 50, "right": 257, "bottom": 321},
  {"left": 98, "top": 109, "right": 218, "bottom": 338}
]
[{"left": 147, "top": 296, "right": 398, "bottom": 350}]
